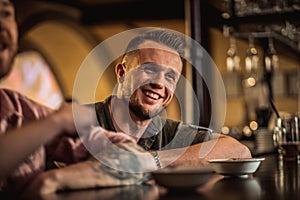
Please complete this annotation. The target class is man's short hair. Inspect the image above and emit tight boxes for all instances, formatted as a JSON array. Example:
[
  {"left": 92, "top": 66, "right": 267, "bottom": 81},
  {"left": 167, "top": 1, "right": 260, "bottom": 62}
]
[{"left": 124, "top": 28, "right": 185, "bottom": 58}]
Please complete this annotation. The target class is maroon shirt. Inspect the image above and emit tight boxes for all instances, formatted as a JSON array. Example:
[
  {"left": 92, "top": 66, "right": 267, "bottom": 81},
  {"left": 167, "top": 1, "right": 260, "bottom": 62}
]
[{"left": 0, "top": 89, "right": 88, "bottom": 193}]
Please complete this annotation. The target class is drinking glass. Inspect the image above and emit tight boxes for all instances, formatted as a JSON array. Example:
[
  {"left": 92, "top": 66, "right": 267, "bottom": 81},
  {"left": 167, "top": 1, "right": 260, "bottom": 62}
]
[
  {"left": 226, "top": 37, "right": 240, "bottom": 72},
  {"left": 245, "top": 37, "right": 259, "bottom": 73},
  {"left": 273, "top": 115, "right": 300, "bottom": 161}
]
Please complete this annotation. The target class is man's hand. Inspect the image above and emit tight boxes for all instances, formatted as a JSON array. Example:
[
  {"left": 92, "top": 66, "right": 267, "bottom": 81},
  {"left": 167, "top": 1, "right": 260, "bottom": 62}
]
[
  {"left": 80, "top": 126, "right": 136, "bottom": 155},
  {"left": 47, "top": 126, "right": 136, "bottom": 165},
  {"left": 22, "top": 149, "right": 153, "bottom": 198}
]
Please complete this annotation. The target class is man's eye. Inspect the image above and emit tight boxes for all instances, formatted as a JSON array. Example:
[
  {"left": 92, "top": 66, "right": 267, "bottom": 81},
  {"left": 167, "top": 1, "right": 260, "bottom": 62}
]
[
  {"left": 166, "top": 73, "right": 176, "bottom": 82},
  {"left": 0, "top": 10, "right": 12, "bottom": 18},
  {"left": 142, "top": 66, "right": 156, "bottom": 73}
]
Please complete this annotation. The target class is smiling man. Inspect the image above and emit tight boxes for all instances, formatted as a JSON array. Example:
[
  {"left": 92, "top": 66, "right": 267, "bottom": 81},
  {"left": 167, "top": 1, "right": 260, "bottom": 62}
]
[
  {"left": 109, "top": 38, "right": 183, "bottom": 139},
  {"left": 92, "top": 29, "right": 252, "bottom": 168}
]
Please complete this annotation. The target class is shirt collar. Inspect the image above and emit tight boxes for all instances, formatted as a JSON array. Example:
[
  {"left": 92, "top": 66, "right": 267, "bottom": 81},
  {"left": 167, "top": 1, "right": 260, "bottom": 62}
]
[{"left": 137, "top": 116, "right": 165, "bottom": 150}]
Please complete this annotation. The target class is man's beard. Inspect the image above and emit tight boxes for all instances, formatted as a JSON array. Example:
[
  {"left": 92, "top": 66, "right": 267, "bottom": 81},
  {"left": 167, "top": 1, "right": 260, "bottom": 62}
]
[{"left": 129, "top": 99, "right": 164, "bottom": 120}]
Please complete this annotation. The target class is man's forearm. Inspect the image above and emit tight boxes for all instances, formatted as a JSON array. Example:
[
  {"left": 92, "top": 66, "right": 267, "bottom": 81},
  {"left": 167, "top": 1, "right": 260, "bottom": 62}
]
[
  {"left": 23, "top": 159, "right": 150, "bottom": 198},
  {"left": 157, "top": 134, "right": 252, "bottom": 168}
]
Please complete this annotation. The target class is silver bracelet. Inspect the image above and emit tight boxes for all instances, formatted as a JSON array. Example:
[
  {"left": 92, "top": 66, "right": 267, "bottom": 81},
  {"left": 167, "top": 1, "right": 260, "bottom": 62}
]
[{"left": 149, "top": 150, "right": 161, "bottom": 169}]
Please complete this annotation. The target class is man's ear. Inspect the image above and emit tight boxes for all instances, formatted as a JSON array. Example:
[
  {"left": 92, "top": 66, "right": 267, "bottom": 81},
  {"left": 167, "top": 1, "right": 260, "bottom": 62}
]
[{"left": 115, "top": 63, "right": 125, "bottom": 83}]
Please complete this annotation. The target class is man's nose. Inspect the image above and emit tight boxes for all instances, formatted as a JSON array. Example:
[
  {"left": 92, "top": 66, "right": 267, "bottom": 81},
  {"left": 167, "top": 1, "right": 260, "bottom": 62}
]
[
  {"left": 150, "top": 72, "right": 165, "bottom": 87},
  {"left": 153, "top": 71, "right": 165, "bottom": 81},
  {"left": 149, "top": 82, "right": 163, "bottom": 89}
]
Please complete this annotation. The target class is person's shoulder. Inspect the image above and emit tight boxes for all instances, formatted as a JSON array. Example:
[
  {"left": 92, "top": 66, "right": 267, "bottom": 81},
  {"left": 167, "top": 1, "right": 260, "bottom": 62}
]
[
  {"left": 156, "top": 117, "right": 180, "bottom": 128},
  {"left": 160, "top": 118, "right": 180, "bottom": 135},
  {"left": 0, "top": 88, "right": 24, "bottom": 98},
  {"left": 165, "top": 118, "right": 180, "bottom": 125},
  {"left": 0, "top": 88, "right": 33, "bottom": 104},
  {"left": 0, "top": 88, "right": 53, "bottom": 113},
  {"left": 85, "top": 96, "right": 112, "bottom": 110}
]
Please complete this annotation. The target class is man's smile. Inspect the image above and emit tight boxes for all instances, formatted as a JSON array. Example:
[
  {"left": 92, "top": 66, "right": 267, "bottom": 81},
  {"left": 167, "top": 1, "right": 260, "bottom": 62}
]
[
  {"left": 143, "top": 90, "right": 161, "bottom": 100},
  {"left": 141, "top": 89, "right": 164, "bottom": 105}
]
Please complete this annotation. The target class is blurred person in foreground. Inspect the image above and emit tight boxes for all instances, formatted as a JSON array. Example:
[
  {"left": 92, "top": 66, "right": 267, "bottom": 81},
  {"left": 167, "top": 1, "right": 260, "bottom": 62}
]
[{"left": 0, "top": 0, "right": 150, "bottom": 198}]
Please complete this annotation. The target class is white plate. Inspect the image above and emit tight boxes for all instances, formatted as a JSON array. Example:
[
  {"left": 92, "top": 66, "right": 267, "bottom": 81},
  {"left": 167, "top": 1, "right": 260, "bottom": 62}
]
[
  {"left": 151, "top": 166, "right": 214, "bottom": 189},
  {"left": 209, "top": 158, "right": 265, "bottom": 176}
]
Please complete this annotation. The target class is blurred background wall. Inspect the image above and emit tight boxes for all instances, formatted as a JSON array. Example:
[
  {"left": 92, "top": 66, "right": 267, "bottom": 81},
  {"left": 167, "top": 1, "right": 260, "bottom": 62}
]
[{"left": 2, "top": 0, "right": 298, "bottom": 136}]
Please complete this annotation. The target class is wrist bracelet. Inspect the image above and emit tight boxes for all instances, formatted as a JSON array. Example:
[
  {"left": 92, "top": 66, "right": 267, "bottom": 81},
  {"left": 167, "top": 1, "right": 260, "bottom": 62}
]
[{"left": 150, "top": 150, "right": 161, "bottom": 169}]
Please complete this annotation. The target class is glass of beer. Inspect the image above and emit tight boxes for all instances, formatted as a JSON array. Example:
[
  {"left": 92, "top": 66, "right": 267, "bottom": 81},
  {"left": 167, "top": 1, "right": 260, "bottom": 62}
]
[{"left": 273, "top": 115, "right": 300, "bottom": 161}]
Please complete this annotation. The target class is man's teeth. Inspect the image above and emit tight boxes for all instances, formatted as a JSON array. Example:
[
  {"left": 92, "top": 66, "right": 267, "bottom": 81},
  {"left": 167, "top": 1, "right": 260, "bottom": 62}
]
[{"left": 145, "top": 91, "right": 159, "bottom": 100}]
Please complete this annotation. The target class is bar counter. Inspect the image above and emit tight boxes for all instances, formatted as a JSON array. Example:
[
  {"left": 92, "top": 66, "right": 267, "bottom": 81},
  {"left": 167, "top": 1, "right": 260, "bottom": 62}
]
[{"left": 20, "top": 153, "right": 298, "bottom": 200}]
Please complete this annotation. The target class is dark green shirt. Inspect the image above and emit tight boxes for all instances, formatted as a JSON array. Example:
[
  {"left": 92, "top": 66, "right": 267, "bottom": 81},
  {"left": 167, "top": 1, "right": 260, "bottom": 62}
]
[{"left": 91, "top": 96, "right": 212, "bottom": 151}]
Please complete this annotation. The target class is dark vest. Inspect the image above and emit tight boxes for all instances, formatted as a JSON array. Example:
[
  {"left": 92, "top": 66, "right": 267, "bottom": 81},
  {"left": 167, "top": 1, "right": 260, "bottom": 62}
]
[{"left": 89, "top": 96, "right": 211, "bottom": 151}]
